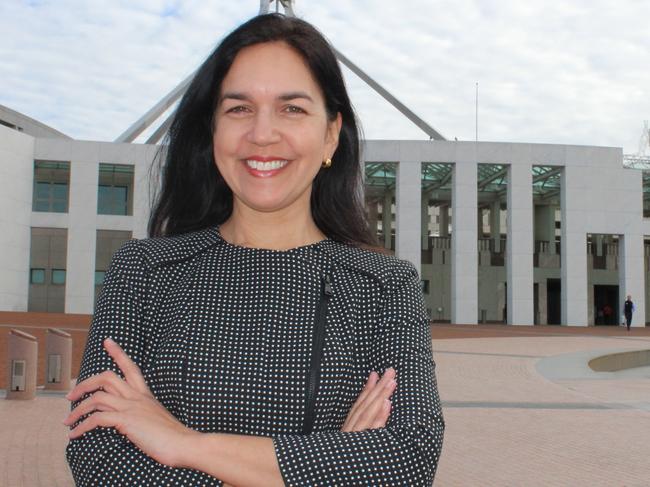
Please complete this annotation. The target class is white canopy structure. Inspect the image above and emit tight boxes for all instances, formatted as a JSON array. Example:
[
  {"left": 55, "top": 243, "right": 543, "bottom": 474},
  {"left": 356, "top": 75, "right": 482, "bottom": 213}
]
[{"left": 114, "top": 0, "right": 445, "bottom": 144}]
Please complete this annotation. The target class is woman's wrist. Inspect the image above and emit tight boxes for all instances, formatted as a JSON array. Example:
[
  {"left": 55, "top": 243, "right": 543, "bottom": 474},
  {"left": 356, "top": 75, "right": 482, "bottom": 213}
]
[
  {"left": 172, "top": 430, "right": 283, "bottom": 486},
  {"left": 175, "top": 428, "right": 211, "bottom": 470}
]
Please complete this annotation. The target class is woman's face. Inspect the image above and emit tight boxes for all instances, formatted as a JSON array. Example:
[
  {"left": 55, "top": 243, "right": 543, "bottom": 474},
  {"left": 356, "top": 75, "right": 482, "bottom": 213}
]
[{"left": 213, "top": 41, "right": 342, "bottom": 216}]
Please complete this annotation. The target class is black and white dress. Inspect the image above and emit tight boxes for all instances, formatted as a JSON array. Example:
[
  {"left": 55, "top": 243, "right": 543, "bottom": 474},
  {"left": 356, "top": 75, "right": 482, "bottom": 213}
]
[{"left": 66, "top": 227, "right": 445, "bottom": 486}]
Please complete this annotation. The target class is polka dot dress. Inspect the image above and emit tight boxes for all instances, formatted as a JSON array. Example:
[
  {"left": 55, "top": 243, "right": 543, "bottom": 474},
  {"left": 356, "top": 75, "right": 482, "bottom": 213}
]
[{"left": 66, "top": 227, "right": 445, "bottom": 486}]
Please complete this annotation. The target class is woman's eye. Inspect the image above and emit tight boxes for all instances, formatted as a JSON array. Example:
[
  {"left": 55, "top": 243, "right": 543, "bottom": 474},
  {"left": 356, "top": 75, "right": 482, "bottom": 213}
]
[
  {"left": 225, "top": 105, "right": 250, "bottom": 114},
  {"left": 285, "top": 105, "right": 307, "bottom": 114}
]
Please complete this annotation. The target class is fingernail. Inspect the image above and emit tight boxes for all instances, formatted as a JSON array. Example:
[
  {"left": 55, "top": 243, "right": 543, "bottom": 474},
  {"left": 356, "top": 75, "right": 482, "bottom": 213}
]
[{"left": 385, "top": 379, "right": 396, "bottom": 389}]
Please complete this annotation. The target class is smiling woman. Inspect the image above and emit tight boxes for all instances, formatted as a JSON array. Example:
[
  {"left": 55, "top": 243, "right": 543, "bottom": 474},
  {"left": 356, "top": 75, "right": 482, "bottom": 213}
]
[
  {"left": 213, "top": 41, "right": 341, "bottom": 223},
  {"left": 64, "top": 13, "right": 444, "bottom": 487}
]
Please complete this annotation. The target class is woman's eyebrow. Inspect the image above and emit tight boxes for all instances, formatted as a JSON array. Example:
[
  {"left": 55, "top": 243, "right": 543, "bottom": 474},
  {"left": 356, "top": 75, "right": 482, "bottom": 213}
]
[
  {"left": 220, "top": 92, "right": 249, "bottom": 103},
  {"left": 219, "top": 91, "right": 314, "bottom": 103},
  {"left": 278, "top": 92, "right": 314, "bottom": 102}
]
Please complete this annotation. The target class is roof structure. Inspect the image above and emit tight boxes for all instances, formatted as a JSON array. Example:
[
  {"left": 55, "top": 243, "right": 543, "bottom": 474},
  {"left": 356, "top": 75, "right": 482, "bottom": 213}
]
[{"left": 115, "top": 0, "right": 445, "bottom": 144}]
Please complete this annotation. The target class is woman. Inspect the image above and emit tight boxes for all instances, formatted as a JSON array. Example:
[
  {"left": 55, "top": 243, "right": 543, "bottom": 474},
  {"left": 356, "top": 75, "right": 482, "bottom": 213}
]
[{"left": 64, "top": 13, "right": 444, "bottom": 486}]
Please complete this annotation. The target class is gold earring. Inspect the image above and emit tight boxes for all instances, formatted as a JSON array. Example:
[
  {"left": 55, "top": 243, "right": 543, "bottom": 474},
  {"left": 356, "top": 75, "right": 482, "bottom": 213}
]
[{"left": 322, "top": 158, "right": 332, "bottom": 168}]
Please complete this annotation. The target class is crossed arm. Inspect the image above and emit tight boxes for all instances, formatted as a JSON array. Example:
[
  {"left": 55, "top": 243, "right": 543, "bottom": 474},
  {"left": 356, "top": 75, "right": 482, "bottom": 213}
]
[{"left": 64, "top": 338, "right": 398, "bottom": 486}]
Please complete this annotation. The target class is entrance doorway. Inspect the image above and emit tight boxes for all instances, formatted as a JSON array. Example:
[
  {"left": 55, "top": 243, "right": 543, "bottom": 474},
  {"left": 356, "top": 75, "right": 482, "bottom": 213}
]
[
  {"left": 547, "top": 278, "right": 561, "bottom": 325},
  {"left": 594, "top": 285, "right": 619, "bottom": 325}
]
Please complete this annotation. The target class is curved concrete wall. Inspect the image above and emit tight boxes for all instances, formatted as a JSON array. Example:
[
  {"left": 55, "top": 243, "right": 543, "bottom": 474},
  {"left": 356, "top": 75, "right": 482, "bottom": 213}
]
[{"left": 589, "top": 349, "right": 650, "bottom": 372}]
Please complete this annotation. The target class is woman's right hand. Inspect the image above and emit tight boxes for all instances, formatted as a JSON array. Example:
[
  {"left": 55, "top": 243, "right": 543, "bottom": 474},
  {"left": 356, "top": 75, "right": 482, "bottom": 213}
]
[{"left": 341, "top": 368, "right": 397, "bottom": 432}]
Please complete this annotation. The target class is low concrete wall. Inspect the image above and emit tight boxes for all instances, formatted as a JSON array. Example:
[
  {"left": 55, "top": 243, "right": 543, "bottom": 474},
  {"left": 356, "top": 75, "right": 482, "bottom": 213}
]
[{"left": 588, "top": 349, "right": 650, "bottom": 372}]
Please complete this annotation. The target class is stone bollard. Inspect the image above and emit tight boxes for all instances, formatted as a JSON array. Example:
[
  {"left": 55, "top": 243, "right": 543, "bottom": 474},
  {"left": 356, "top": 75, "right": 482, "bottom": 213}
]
[
  {"left": 6, "top": 329, "right": 38, "bottom": 400},
  {"left": 44, "top": 328, "right": 73, "bottom": 391}
]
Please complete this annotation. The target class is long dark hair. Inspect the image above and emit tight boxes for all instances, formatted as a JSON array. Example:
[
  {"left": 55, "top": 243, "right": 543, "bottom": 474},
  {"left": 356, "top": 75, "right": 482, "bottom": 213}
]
[{"left": 148, "top": 14, "right": 377, "bottom": 247}]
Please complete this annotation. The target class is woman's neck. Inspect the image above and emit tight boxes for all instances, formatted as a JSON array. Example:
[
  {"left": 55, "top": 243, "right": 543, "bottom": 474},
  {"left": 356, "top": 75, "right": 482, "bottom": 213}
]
[{"left": 218, "top": 204, "right": 326, "bottom": 251}]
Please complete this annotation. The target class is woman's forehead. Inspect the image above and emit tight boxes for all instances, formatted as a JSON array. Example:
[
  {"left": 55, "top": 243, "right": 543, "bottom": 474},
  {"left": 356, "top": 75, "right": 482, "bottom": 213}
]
[{"left": 221, "top": 41, "right": 322, "bottom": 98}]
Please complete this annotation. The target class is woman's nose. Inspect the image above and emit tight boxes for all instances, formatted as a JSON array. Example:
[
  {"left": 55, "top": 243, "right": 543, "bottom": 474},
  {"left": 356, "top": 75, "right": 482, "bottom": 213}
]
[{"left": 247, "top": 110, "right": 281, "bottom": 145}]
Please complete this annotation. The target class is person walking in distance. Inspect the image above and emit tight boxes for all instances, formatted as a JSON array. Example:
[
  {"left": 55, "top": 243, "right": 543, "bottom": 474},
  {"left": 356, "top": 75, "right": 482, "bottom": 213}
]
[{"left": 624, "top": 295, "right": 635, "bottom": 331}]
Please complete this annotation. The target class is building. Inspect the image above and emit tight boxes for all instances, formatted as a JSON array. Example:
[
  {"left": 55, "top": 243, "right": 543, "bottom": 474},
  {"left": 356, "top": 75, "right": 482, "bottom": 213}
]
[{"left": 1, "top": 102, "right": 648, "bottom": 326}]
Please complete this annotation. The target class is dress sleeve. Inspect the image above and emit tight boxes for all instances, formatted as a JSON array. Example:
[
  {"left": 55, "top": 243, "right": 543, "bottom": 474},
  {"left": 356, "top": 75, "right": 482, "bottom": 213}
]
[
  {"left": 65, "top": 240, "right": 223, "bottom": 487},
  {"left": 272, "top": 261, "right": 445, "bottom": 486}
]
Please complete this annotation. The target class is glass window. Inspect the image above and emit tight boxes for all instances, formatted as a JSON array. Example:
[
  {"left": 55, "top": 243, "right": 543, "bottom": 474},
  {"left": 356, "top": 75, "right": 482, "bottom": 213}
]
[
  {"left": 94, "top": 270, "right": 106, "bottom": 286},
  {"left": 30, "top": 268, "right": 45, "bottom": 284},
  {"left": 98, "top": 185, "right": 128, "bottom": 215},
  {"left": 421, "top": 280, "right": 430, "bottom": 294},
  {"left": 33, "top": 161, "right": 70, "bottom": 213},
  {"left": 98, "top": 163, "right": 134, "bottom": 216},
  {"left": 51, "top": 269, "right": 66, "bottom": 285}
]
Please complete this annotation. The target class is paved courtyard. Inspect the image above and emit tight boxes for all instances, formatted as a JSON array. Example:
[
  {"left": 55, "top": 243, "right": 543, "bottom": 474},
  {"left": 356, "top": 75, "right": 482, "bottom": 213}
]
[{"left": 1, "top": 325, "right": 649, "bottom": 486}]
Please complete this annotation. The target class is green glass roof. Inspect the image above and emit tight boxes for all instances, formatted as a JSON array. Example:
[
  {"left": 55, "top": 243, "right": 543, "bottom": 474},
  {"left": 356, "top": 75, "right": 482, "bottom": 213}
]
[
  {"left": 477, "top": 164, "right": 507, "bottom": 193},
  {"left": 365, "top": 162, "right": 396, "bottom": 190},
  {"left": 421, "top": 163, "right": 453, "bottom": 191},
  {"left": 532, "top": 166, "right": 561, "bottom": 198}
]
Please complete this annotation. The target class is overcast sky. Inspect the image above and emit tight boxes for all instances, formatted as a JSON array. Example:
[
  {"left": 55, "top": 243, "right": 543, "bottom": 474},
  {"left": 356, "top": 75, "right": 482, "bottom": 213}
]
[{"left": 1, "top": 0, "right": 649, "bottom": 154}]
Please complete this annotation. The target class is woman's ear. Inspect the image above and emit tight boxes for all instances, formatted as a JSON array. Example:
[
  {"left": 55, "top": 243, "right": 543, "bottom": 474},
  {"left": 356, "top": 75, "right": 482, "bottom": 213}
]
[{"left": 325, "top": 112, "right": 343, "bottom": 158}]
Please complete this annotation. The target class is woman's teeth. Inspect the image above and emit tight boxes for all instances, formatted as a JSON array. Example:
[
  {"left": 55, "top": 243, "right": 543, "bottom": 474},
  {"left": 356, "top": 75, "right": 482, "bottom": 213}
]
[{"left": 246, "top": 160, "right": 289, "bottom": 171}]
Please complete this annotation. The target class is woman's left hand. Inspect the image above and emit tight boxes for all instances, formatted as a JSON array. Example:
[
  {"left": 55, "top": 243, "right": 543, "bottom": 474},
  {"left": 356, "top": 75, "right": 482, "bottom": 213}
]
[{"left": 63, "top": 337, "right": 198, "bottom": 467}]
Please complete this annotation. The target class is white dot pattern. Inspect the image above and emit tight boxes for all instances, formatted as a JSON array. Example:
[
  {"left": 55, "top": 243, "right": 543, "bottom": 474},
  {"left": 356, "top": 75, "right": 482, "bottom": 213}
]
[{"left": 66, "top": 227, "right": 445, "bottom": 486}]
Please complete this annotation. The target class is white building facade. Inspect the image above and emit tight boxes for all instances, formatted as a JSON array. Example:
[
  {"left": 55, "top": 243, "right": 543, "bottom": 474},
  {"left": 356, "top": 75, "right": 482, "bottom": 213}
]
[{"left": 1, "top": 108, "right": 648, "bottom": 327}]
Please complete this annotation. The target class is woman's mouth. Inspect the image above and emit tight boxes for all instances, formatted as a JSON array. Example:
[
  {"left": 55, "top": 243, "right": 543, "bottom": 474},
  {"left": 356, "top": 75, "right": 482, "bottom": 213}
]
[{"left": 244, "top": 159, "right": 290, "bottom": 178}]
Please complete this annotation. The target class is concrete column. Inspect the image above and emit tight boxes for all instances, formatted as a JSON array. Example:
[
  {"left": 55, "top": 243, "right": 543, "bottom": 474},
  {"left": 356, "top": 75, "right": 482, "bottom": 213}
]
[
  {"left": 439, "top": 205, "right": 449, "bottom": 237},
  {"left": 396, "top": 161, "right": 421, "bottom": 275},
  {"left": 132, "top": 155, "right": 151, "bottom": 238},
  {"left": 588, "top": 283, "right": 595, "bottom": 325},
  {"left": 538, "top": 281, "right": 548, "bottom": 325},
  {"left": 66, "top": 160, "right": 98, "bottom": 314},
  {"left": 451, "top": 160, "right": 478, "bottom": 324},
  {"left": 0, "top": 127, "right": 33, "bottom": 312},
  {"left": 6, "top": 329, "right": 38, "bottom": 400},
  {"left": 507, "top": 164, "right": 534, "bottom": 325},
  {"left": 547, "top": 206, "right": 557, "bottom": 254},
  {"left": 619, "top": 234, "right": 645, "bottom": 327},
  {"left": 535, "top": 205, "right": 556, "bottom": 254},
  {"left": 594, "top": 234, "right": 603, "bottom": 257},
  {"left": 367, "top": 200, "right": 379, "bottom": 237},
  {"left": 491, "top": 200, "right": 501, "bottom": 253},
  {"left": 44, "top": 328, "right": 72, "bottom": 391},
  {"left": 422, "top": 196, "right": 430, "bottom": 250},
  {"left": 383, "top": 190, "right": 393, "bottom": 249},
  {"left": 561, "top": 166, "right": 588, "bottom": 326}
]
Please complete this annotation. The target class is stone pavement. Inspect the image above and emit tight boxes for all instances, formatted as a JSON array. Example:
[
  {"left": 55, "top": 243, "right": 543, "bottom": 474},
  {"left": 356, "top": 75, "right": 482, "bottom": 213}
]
[
  {"left": 0, "top": 325, "right": 648, "bottom": 486},
  {"left": 432, "top": 327, "right": 650, "bottom": 486}
]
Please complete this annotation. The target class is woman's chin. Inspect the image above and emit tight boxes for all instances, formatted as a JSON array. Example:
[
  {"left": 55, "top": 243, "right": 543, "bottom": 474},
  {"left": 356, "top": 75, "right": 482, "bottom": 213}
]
[{"left": 240, "top": 196, "right": 295, "bottom": 214}]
